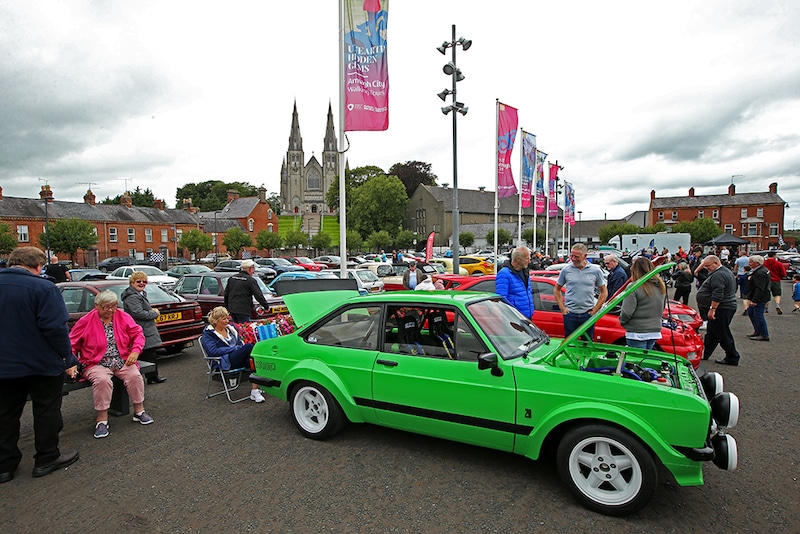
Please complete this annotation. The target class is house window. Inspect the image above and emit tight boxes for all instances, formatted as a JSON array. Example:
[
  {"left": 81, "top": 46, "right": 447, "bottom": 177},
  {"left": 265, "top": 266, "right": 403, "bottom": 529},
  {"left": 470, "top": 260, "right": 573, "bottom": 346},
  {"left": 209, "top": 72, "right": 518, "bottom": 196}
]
[
  {"left": 672, "top": 211, "right": 678, "bottom": 221},
  {"left": 307, "top": 169, "right": 321, "bottom": 190},
  {"left": 93, "top": 227, "right": 98, "bottom": 236},
  {"left": 741, "top": 208, "right": 747, "bottom": 218},
  {"left": 267, "top": 209, "right": 273, "bottom": 220},
  {"left": 161, "top": 229, "right": 168, "bottom": 242},
  {"left": 17, "top": 224, "right": 29, "bottom": 242},
  {"left": 724, "top": 224, "right": 734, "bottom": 234},
  {"left": 770, "top": 223, "right": 779, "bottom": 236},
  {"left": 757, "top": 208, "right": 764, "bottom": 218},
  {"left": 747, "top": 223, "right": 758, "bottom": 236},
  {"left": 712, "top": 210, "right": 719, "bottom": 219},
  {"left": 176, "top": 229, "right": 183, "bottom": 242},
  {"left": 248, "top": 218, "right": 254, "bottom": 232},
  {"left": 109, "top": 227, "right": 118, "bottom": 243},
  {"left": 127, "top": 228, "right": 136, "bottom": 242},
  {"left": 145, "top": 228, "right": 153, "bottom": 242},
  {"left": 698, "top": 210, "right": 704, "bottom": 218},
  {"left": 267, "top": 223, "right": 273, "bottom": 232},
  {"left": 658, "top": 211, "right": 664, "bottom": 221}
]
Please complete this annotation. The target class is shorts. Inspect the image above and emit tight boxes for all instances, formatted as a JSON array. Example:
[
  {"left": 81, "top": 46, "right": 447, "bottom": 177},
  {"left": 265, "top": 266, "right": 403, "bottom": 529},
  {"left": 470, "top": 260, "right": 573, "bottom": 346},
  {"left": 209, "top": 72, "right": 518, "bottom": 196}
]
[{"left": 769, "top": 281, "right": 782, "bottom": 296}]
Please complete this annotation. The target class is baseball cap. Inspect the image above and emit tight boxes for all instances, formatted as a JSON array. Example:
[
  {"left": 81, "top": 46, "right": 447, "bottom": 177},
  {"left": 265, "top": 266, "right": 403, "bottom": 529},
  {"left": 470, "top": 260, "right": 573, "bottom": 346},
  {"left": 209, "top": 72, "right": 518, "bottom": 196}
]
[{"left": 241, "top": 259, "right": 256, "bottom": 268}]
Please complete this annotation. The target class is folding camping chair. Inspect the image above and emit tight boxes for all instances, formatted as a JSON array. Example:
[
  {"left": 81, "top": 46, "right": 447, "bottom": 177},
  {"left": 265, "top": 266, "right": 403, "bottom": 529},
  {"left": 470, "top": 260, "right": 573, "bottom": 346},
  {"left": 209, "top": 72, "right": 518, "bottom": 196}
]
[{"left": 199, "top": 336, "right": 251, "bottom": 403}]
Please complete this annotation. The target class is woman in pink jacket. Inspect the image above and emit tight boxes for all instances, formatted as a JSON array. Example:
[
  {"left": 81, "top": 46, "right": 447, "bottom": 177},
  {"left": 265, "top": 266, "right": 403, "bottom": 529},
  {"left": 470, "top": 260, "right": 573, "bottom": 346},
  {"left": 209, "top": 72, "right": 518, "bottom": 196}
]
[{"left": 70, "top": 290, "right": 154, "bottom": 439}]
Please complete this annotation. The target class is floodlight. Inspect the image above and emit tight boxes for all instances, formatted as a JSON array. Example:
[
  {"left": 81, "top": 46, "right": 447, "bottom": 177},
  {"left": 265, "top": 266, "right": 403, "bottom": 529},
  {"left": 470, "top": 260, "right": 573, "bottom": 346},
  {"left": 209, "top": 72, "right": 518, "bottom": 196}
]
[
  {"left": 437, "top": 89, "right": 451, "bottom": 101},
  {"left": 443, "top": 62, "right": 456, "bottom": 75},
  {"left": 437, "top": 41, "right": 450, "bottom": 54},
  {"left": 458, "top": 37, "right": 472, "bottom": 51}
]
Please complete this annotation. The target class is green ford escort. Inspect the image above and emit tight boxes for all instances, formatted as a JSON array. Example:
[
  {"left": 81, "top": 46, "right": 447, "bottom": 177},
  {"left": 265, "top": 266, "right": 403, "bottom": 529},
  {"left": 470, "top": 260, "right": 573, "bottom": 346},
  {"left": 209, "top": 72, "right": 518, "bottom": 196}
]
[{"left": 249, "top": 264, "right": 738, "bottom": 515}]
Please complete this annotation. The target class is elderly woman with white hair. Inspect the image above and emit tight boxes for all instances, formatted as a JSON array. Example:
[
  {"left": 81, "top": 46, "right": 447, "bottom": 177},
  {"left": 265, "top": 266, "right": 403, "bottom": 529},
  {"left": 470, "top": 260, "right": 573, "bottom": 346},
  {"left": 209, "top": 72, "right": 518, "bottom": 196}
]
[{"left": 70, "top": 290, "right": 154, "bottom": 439}]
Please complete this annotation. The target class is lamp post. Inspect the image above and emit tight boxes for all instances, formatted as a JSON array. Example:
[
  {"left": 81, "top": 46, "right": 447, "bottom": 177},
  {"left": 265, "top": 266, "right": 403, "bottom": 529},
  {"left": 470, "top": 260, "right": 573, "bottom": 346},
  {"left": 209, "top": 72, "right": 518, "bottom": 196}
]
[
  {"left": 437, "top": 25, "right": 471, "bottom": 274},
  {"left": 213, "top": 211, "right": 221, "bottom": 259}
]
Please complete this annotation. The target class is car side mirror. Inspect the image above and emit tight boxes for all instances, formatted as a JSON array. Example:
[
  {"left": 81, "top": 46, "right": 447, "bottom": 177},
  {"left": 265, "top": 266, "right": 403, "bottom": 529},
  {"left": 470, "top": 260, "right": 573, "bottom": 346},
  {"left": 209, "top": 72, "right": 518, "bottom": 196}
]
[{"left": 477, "top": 352, "right": 503, "bottom": 376}]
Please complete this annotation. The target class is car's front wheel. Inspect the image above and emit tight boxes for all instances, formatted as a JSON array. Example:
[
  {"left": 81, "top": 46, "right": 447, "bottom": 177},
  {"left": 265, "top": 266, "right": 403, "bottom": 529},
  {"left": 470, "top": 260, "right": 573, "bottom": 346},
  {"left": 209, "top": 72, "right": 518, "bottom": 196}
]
[
  {"left": 556, "top": 424, "right": 657, "bottom": 516},
  {"left": 289, "top": 382, "right": 345, "bottom": 440}
]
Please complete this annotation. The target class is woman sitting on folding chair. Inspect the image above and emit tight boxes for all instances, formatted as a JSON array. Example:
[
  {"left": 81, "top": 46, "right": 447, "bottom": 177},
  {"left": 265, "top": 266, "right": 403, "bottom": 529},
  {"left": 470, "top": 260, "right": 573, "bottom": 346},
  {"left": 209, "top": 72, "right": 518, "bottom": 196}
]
[{"left": 201, "top": 306, "right": 265, "bottom": 403}]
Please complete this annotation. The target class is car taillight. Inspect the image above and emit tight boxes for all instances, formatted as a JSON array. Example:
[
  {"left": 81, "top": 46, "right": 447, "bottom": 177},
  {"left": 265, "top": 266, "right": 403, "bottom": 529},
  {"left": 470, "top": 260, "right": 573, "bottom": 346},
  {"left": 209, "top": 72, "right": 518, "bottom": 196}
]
[{"left": 194, "top": 305, "right": 203, "bottom": 321}]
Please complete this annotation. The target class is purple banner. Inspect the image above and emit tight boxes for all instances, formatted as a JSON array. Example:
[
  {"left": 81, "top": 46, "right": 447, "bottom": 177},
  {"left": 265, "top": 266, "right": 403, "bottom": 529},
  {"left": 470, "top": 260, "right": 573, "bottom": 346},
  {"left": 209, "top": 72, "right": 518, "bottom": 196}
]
[
  {"left": 520, "top": 132, "right": 536, "bottom": 208},
  {"left": 344, "top": 0, "right": 389, "bottom": 131},
  {"left": 548, "top": 163, "right": 558, "bottom": 217},
  {"left": 535, "top": 150, "right": 547, "bottom": 215},
  {"left": 497, "top": 102, "right": 519, "bottom": 198}
]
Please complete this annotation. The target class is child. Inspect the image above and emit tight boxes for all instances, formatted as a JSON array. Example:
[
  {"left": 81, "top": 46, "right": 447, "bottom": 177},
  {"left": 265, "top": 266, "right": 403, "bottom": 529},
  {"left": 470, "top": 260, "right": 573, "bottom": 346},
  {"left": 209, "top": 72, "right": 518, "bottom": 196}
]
[{"left": 792, "top": 274, "right": 800, "bottom": 313}]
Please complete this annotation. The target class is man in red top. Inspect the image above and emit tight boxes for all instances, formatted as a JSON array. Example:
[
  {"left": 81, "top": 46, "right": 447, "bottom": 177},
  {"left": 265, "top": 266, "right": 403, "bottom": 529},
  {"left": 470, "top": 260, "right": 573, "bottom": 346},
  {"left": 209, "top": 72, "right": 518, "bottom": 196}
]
[{"left": 764, "top": 251, "right": 787, "bottom": 314}]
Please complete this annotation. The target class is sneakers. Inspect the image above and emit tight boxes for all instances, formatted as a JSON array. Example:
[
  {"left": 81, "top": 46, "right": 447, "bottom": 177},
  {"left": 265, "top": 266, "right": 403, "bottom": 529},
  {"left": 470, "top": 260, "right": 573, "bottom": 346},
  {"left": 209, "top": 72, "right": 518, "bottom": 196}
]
[
  {"left": 793, "top": 308, "right": 799, "bottom": 314},
  {"left": 94, "top": 421, "right": 109, "bottom": 439},
  {"left": 133, "top": 411, "right": 154, "bottom": 425},
  {"left": 250, "top": 389, "right": 265, "bottom": 403},
  {"left": 776, "top": 307, "right": 783, "bottom": 315}
]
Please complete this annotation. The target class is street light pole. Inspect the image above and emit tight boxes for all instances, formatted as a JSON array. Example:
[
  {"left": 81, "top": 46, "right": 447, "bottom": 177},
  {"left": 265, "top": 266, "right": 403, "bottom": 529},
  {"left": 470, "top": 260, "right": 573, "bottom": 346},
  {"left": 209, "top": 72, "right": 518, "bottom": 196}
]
[{"left": 213, "top": 211, "right": 220, "bottom": 259}]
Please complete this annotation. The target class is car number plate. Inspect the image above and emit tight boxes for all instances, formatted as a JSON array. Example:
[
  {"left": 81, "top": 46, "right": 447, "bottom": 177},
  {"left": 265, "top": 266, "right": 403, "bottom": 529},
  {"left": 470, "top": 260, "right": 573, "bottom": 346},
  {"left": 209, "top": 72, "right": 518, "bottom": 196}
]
[
  {"left": 271, "top": 305, "right": 288, "bottom": 314},
  {"left": 155, "top": 312, "right": 182, "bottom": 323}
]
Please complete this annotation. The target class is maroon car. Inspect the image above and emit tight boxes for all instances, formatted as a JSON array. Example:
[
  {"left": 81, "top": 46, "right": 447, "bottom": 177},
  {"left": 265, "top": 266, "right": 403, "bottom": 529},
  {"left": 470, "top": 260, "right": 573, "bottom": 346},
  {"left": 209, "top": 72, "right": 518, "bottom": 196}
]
[
  {"left": 172, "top": 271, "right": 287, "bottom": 320},
  {"left": 57, "top": 280, "right": 204, "bottom": 353}
]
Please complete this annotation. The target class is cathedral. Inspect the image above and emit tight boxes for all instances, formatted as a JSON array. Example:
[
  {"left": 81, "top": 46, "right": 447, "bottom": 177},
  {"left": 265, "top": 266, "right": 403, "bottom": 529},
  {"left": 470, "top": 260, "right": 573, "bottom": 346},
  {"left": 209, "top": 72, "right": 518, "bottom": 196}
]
[{"left": 279, "top": 101, "right": 341, "bottom": 236}]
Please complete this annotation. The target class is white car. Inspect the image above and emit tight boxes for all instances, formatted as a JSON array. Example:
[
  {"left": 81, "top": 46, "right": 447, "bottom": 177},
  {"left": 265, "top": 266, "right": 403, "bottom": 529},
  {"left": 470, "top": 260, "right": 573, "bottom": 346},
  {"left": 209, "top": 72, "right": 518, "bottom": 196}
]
[{"left": 105, "top": 265, "right": 177, "bottom": 290}]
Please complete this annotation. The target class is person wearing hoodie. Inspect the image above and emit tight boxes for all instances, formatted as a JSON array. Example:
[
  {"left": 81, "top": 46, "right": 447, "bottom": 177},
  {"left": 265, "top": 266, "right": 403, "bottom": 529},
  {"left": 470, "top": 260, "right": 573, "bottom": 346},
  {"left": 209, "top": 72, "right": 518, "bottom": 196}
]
[
  {"left": 496, "top": 247, "right": 534, "bottom": 318},
  {"left": 121, "top": 271, "right": 166, "bottom": 384},
  {"left": 619, "top": 257, "right": 666, "bottom": 350}
]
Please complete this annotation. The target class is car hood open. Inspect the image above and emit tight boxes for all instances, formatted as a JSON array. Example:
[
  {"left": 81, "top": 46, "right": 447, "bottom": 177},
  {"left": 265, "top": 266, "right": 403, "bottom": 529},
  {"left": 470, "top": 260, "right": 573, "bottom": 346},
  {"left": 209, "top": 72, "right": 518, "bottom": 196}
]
[{"left": 275, "top": 278, "right": 360, "bottom": 327}]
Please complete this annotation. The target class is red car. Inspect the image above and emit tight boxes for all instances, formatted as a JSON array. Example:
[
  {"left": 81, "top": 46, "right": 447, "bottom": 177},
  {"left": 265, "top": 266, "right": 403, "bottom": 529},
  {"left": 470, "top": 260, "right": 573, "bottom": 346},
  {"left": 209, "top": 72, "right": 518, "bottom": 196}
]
[
  {"left": 57, "top": 280, "right": 205, "bottom": 354},
  {"left": 282, "top": 256, "right": 328, "bottom": 271},
  {"left": 451, "top": 274, "right": 703, "bottom": 368}
]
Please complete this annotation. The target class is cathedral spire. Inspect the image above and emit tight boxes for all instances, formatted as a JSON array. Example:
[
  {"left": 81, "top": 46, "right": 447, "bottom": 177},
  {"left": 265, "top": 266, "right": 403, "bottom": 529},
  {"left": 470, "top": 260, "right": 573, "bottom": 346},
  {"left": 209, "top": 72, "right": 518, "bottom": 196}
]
[
  {"left": 289, "top": 99, "right": 303, "bottom": 151},
  {"left": 324, "top": 101, "right": 337, "bottom": 152}
]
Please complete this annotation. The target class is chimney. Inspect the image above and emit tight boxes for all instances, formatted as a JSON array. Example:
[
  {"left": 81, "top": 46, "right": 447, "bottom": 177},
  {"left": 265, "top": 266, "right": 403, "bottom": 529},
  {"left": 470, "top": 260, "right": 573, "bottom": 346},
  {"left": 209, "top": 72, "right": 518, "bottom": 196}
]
[
  {"left": 120, "top": 192, "right": 132, "bottom": 208},
  {"left": 478, "top": 186, "right": 486, "bottom": 192},
  {"left": 39, "top": 185, "right": 54, "bottom": 202},
  {"left": 728, "top": 183, "right": 735, "bottom": 196},
  {"left": 258, "top": 186, "right": 267, "bottom": 203},
  {"left": 769, "top": 182, "right": 778, "bottom": 194},
  {"left": 442, "top": 183, "right": 449, "bottom": 189},
  {"left": 83, "top": 189, "right": 96, "bottom": 206},
  {"left": 0, "top": 186, "right": 3, "bottom": 200},
  {"left": 153, "top": 199, "right": 165, "bottom": 210},
  {"left": 650, "top": 190, "right": 656, "bottom": 200},
  {"left": 182, "top": 198, "right": 193, "bottom": 211},
  {"left": 227, "top": 189, "right": 240, "bottom": 203},
  {"left": 688, "top": 187, "right": 695, "bottom": 197}
]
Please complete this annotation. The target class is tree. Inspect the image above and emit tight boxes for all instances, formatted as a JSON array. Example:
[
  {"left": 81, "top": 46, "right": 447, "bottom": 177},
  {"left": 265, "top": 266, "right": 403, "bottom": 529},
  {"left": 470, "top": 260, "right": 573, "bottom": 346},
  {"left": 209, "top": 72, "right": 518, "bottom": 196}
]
[
  {"left": 485, "top": 228, "right": 513, "bottom": 247},
  {"left": 350, "top": 175, "right": 408, "bottom": 238},
  {"left": 387, "top": 161, "right": 437, "bottom": 198},
  {"left": 346, "top": 229, "right": 363, "bottom": 253},
  {"left": 222, "top": 227, "right": 253, "bottom": 258},
  {"left": 266, "top": 193, "right": 282, "bottom": 215},
  {"left": 175, "top": 181, "right": 259, "bottom": 212},
  {"left": 642, "top": 222, "right": 669, "bottom": 233},
  {"left": 365, "top": 230, "right": 393, "bottom": 252},
  {"left": 459, "top": 232, "right": 475, "bottom": 249},
  {"left": 179, "top": 229, "right": 212, "bottom": 259},
  {"left": 598, "top": 222, "right": 643, "bottom": 245},
  {"left": 395, "top": 230, "right": 415, "bottom": 251},
  {"left": 672, "top": 218, "right": 722, "bottom": 244},
  {"left": 310, "top": 233, "right": 331, "bottom": 254},
  {"left": 101, "top": 186, "right": 158, "bottom": 207},
  {"left": 521, "top": 228, "right": 546, "bottom": 249},
  {"left": 38, "top": 218, "right": 98, "bottom": 262},
  {"left": 284, "top": 229, "right": 310, "bottom": 255},
  {"left": 325, "top": 165, "right": 385, "bottom": 211},
  {"left": 256, "top": 230, "right": 283, "bottom": 254},
  {"left": 0, "top": 222, "right": 17, "bottom": 255}
]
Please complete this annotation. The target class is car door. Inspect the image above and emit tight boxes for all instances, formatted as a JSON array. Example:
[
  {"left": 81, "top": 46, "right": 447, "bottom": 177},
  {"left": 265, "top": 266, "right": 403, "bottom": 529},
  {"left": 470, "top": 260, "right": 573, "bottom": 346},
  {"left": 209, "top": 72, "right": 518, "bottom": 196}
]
[{"left": 371, "top": 304, "right": 516, "bottom": 451}]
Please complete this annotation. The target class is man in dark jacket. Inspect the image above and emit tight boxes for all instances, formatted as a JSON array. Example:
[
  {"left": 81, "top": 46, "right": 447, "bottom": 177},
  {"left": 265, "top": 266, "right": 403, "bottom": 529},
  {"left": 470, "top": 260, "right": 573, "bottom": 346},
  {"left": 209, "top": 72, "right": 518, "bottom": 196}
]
[
  {"left": 603, "top": 254, "right": 628, "bottom": 298},
  {"left": 0, "top": 247, "right": 79, "bottom": 482},
  {"left": 224, "top": 259, "right": 270, "bottom": 323},
  {"left": 695, "top": 255, "right": 740, "bottom": 365},
  {"left": 745, "top": 255, "right": 771, "bottom": 341},
  {"left": 496, "top": 247, "right": 534, "bottom": 318}
]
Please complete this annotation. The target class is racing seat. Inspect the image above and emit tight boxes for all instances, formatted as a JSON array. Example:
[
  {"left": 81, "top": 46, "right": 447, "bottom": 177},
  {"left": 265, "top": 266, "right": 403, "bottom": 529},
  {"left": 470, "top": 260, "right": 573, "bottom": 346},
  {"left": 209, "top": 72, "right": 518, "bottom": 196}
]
[
  {"left": 397, "top": 310, "right": 424, "bottom": 356},
  {"left": 428, "top": 309, "right": 455, "bottom": 359},
  {"left": 199, "top": 336, "right": 251, "bottom": 404}
]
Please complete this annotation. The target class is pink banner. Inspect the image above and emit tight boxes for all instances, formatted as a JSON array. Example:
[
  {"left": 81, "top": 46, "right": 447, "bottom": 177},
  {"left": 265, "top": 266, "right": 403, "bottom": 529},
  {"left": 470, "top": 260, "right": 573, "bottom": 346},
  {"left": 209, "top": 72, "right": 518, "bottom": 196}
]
[
  {"left": 535, "top": 151, "right": 547, "bottom": 215},
  {"left": 547, "top": 163, "right": 558, "bottom": 217},
  {"left": 425, "top": 231, "right": 435, "bottom": 261},
  {"left": 520, "top": 132, "right": 536, "bottom": 208},
  {"left": 344, "top": 0, "right": 389, "bottom": 131},
  {"left": 496, "top": 102, "right": 518, "bottom": 198}
]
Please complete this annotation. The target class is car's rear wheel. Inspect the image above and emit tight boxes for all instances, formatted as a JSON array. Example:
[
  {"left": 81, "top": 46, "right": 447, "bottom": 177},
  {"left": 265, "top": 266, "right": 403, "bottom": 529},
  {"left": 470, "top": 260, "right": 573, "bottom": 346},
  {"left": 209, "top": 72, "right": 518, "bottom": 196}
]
[
  {"left": 556, "top": 424, "right": 657, "bottom": 516},
  {"left": 290, "top": 382, "right": 345, "bottom": 440}
]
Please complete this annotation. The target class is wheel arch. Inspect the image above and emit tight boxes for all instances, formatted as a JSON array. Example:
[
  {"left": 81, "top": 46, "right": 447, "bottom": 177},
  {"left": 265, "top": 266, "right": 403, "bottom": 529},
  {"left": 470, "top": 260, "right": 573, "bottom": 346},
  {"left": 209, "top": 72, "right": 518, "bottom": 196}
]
[{"left": 280, "top": 359, "right": 365, "bottom": 424}]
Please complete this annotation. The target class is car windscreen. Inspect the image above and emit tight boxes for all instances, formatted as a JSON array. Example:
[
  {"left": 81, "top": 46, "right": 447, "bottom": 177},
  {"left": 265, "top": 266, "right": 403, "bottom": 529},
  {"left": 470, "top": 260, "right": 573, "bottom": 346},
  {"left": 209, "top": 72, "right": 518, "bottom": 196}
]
[
  {"left": 466, "top": 297, "right": 547, "bottom": 360},
  {"left": 103, "top": 283, "right": 182, "bottom": 305}
]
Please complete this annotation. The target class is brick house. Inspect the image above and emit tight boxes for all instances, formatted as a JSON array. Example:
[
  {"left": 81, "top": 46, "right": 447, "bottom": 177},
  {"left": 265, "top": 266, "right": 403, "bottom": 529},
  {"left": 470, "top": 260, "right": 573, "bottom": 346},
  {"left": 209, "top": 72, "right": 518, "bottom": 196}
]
[
  {"left": 649, "top": 183, "right": 787, "bottom": 250},
  {"left": 196, "top": 187, "right": 279, "bottom": 257}
]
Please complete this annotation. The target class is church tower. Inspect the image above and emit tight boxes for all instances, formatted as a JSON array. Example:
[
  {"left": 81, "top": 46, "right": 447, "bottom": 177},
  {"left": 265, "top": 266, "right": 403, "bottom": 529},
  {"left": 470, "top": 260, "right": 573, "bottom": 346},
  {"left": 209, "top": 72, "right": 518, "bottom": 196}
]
[{"left": 280, "top": 100, "right": 305, "bottom": 214}]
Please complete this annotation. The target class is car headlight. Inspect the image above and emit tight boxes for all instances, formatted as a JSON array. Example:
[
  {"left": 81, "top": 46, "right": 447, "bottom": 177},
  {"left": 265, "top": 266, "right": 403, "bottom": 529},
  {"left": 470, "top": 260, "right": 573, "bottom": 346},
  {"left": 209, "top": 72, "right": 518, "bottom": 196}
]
[
  {"left": 711, "top": 432, "right": 738, "bottom": 471},
  {"left": 701, "top": 372, "right": 724, "bottom": 398},
  {"left": 710, "top": 391, "right": 739, "bottom": 429}
]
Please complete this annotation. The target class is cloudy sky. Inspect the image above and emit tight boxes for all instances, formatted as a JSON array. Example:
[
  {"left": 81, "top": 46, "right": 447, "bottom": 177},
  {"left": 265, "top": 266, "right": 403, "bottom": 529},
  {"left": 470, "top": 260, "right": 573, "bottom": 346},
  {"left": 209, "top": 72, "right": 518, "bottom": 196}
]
[{"left": 2, "top": 0, "right": 800, "bottom": 229}]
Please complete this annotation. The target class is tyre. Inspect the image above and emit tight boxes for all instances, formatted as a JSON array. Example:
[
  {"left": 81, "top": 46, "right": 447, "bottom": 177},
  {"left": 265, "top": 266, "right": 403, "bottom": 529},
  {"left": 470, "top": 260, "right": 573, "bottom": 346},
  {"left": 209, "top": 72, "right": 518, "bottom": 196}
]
[
  {"left": 289, "top": 382, "right": 345, "bottom": 440},
  {"left": 556, "top": 424, "right": 657, "bottom": 516}
]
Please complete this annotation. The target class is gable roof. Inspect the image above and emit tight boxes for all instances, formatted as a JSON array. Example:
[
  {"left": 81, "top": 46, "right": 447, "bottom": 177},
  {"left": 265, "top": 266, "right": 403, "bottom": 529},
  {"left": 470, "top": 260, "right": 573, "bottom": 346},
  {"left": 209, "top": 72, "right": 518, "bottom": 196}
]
[
  {"left": 651, "top": 191, "right": 784, "bottom": 209},
  {"left": 0, "top": 196, "right": 199, "bottom": 224}
]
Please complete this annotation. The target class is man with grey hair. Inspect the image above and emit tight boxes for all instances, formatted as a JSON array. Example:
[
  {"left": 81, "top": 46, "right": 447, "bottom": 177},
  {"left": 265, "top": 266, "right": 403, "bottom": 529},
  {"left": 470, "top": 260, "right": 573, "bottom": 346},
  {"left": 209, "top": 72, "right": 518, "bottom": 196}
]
[
  {"left": 554, "top": 243, "right": 607, "bottom": 340},
  {"left": 745, "top": 255, "right": 771, "bottom": 341},
  {"left": 603, "top": 254, "right": 628, "bottom": 297},
  {"left": 695, "top": 255, "right": 740, "bottom": 365}
]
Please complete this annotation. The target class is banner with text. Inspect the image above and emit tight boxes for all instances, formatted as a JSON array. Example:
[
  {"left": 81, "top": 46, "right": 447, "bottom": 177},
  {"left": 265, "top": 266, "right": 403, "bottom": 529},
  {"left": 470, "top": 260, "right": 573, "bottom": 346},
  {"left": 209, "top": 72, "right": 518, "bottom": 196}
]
[
  {"left": 520, "top": 132, "right": 536, "bottom": 208},
  {"left": 564, "top": 182, "right": 576, "bottom": 225},
  {"left": 497, "top": 102, "right": 519, "bottom": 198},
  {"left": 535, "top": 150, "right": 547, "bottom": 214},
  {"left": 548, "top": 163, "right": 559, "bottom": 217},
  {"left": 344, "top": 0, "right": 389, "bottom": 131}
]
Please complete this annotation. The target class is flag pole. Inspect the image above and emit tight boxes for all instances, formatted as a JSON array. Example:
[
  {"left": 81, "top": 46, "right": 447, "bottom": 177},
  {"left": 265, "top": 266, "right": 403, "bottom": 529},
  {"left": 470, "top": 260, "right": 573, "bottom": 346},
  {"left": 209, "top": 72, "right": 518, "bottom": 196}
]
[
  {"left": 517, "top": 128, "right": 524, "bottom": 249},
  {"left": 493, "top": 98, "right": 499, "bottom": 273},
  {"left": 533, "top": 149, "right": 538, "bottom": 254},
  {"left": 338, "top": 0, "right": 347, "bottom": 279},
  {"left": 545, "top": 162, "right": 550, "bottom": 257}
]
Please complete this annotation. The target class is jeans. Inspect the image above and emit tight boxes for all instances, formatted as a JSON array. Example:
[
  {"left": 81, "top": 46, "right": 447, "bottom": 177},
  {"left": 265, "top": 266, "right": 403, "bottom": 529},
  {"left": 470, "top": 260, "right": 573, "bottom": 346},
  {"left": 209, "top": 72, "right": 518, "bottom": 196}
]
[
  {"left": 747, "top": 301, "right": 769, "bottom": 338},
  {"left": 737, "top": 274, "right": 749, "bottom": 299},
  {"left": 626, "top": 338, "right": 657, "bottom": 350},
  {"left": 703, "top": 307, "right": 740, "bottom": 363},
  {"left": 564, "top": 311, "right": 594, "bottom": 341}
]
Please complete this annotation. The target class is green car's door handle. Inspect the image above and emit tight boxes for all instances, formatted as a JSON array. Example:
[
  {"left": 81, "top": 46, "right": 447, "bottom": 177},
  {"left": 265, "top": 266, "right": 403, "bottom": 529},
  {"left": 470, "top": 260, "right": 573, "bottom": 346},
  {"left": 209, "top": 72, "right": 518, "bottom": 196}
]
[{"left": 377, "top": 359, "right": 398, "bottom": 367}]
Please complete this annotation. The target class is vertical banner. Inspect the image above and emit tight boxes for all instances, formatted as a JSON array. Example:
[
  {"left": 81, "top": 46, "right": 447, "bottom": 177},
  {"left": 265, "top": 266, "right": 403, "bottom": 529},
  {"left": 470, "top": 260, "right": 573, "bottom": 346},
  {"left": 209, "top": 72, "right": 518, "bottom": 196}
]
[
  {"left": 535, "top": 150, "right": 547, "bottom": 214},
  {"left": 564, "top": 182, "right": 576, "bottom": 225},
  {"left": 425, "top": 231, "right": 435, "bottom": 261},
  {"left": 497, "top": 102, "right": 519, "bottom": 198},
  {"left": 344, "top": 0, "right": 389, "bottom": 131},
  {"left": 520, "top": 132, "right": 536, "bottom": 208},
  {"left": 547, "top": 163, "right": 559, "bottom": 217}
]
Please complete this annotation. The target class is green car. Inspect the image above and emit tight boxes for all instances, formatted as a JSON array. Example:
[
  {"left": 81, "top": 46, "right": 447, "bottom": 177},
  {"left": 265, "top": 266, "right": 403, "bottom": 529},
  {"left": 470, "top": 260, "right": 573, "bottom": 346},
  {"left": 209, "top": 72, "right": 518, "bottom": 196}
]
[{"left": 249, "top": 264, "right": 738, "bottom": 516}]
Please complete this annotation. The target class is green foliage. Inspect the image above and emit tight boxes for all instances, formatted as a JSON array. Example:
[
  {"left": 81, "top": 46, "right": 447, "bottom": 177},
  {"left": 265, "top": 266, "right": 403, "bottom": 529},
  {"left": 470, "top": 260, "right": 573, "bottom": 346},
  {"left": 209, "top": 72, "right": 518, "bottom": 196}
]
[
  {"left": 175, "top": 181, "right": 259, "bottom": 212},
  {"left": 179, "top": 229, "right": 212, "bottom": 258},
  {"left": 325, "top": 165, "right": 386, "bottom": 210},
  {"left": 521, "top": 227, "right": 546, "bottom": 248},
  {"left": 266, "top": 193, "right": 282, "bottom": 215},
  {"left": 365, "top": 230, "right": 393, "bottom": 252},
  {"left": 459, "top": 232, "right": 475, "bottom": 248},
  {"left": 387, "top": 161, "right": 437, "bottom": 198},
  {"left": 346, "top": 229, "right": 363, "bottom": 252},
  {"left": 642, "top": 222, "right": 668, "bottom": 233},
  {"left": 256, "top": 230, "right": 283, "bottom": 252},
  {"left": 485, "top": 228, "right": 513, "bottom": 246},
  {"left": 222, "top": 227, "right": 253, "bottom": 258},
  {"left": 598, "top": 222, "right": 643, "bottom": 245},
  {"left": 100, "top": 186, "right": 157, "bottom": 207},
  {"left": 350, "top": 175, "right": 408, "bottom": 238},
  {"left": 284, "top": 229, "right": 310, "bottom": 254},
  {"left": 310, "top": 232, "right": 331, "bottom": 253},
  {"left": 672, "top": 218, "right": 722, "bottom": 243},
  {"left": 0, "top": 222, "right": 17, "bottom": 255},
  {"left": 395, "top": 230, "right": 415, "bottom": 250},
  {"left": 38, "top": 218, "right": 98, "bottom": 261}
]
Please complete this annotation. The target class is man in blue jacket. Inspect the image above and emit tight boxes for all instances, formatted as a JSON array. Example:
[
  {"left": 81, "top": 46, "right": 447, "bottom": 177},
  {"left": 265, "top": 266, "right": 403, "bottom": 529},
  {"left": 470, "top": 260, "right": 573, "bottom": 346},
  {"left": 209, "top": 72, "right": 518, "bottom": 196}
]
[
  {"left": 604, "top": 254, "right": 628, "bottom": 297},
  {"left": 0, "top": 247, "right": 79, "bottom": 483},
  {"left": 496, "top": 247, "right": 534, "bottom": 318}
]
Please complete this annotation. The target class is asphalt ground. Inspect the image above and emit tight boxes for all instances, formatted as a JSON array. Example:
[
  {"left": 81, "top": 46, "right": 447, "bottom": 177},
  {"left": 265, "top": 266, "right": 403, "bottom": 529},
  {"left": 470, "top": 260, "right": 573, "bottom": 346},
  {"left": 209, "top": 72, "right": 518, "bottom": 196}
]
[{"left": 2, "top": 281, "right": 799, "bottom": 533}]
